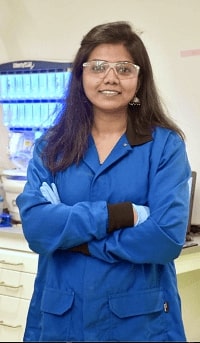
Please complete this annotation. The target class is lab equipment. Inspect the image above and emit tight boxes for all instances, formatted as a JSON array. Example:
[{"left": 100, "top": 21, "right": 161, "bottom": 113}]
[{"left": 0, "top": 60, "right": 72, "bottom": 221}]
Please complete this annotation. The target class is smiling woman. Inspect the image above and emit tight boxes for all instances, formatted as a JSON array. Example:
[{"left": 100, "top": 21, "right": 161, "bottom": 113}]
[
  {"left": 16, "top": 21, "right": 191, "bottom": 342},
  {"left": 82, "top": 43, "right": 139, "bottom": 122}
]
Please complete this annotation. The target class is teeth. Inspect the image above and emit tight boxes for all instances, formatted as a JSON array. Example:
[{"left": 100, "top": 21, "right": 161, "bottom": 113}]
[{"left": 101, "top": 90, "right": 118, "bottom": 95}]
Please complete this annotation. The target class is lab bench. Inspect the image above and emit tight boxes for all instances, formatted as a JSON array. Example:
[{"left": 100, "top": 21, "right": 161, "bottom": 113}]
[
  {"left": 175, "top": 234, "right": 200, "bottom": 342},
  {"left": 0, "top": 226, "right": 38, "bottom": 342},
  {"left": 0, "top": 227, "right": 199, "bottom": 342}
]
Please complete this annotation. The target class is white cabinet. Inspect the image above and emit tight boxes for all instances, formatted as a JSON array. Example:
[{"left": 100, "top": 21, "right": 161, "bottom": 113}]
[
  {"left": 0, "top": 227, "right": 38, "bottom": 342},
  {"left": 175, "top": 235, "right": 200, "bottom": 342}
]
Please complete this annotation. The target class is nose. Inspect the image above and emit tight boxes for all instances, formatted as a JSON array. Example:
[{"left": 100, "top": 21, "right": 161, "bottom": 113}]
[{"left": 103, "top": 67, "right": 119, "bottom": 83}]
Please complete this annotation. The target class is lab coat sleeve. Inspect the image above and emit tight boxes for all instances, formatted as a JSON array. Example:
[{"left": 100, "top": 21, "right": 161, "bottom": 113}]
[
  {"left": 16, "top": 139, "right": 109, "bottom": 254},
  {"left": 87, "top": 133, "right": 191, "bottom": 265}
]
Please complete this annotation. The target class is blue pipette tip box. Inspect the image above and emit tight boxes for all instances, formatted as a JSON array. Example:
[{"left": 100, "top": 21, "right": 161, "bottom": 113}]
[{"left": 0, "top": 213, "right": 12, "bottom": 227}]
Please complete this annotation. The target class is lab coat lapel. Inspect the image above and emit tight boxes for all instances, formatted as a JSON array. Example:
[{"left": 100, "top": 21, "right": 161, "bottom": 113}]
[{"left": 83, "top": 135, "right": 132, "bottom": 174}]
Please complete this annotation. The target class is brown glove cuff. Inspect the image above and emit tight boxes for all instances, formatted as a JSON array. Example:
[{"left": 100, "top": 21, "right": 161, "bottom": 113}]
[
  {"left": 107, "top": 202, "right": 134, "bottom": 233},
  {"left": 69, "top": 243, "right": 90, "bottom": 255}
]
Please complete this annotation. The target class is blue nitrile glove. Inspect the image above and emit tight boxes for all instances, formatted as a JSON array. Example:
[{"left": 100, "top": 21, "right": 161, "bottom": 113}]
[
  {"left": 132, "top": 203, "right": 150, "bottom": 226},
  {"left": 40, "top": 182, "right": 61, "bottom": 204}
]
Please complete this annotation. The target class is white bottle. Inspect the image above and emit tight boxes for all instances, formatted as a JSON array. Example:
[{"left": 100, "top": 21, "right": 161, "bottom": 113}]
[
  {"left": 0, "top": 195, "right": 3, "bottom": 215},
  {"left": 0, "top": 182, "right": 5, "bottom": 216}
]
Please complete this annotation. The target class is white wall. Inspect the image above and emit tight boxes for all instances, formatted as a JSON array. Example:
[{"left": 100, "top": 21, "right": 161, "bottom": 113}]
[{"left": 0, "top": 0, "right": 199, "bottom": 223}]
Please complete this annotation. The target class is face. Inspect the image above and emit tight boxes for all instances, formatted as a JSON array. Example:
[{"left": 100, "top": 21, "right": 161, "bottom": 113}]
[{"left": 82, "top": 43, "right": 139, "bottom": 115}]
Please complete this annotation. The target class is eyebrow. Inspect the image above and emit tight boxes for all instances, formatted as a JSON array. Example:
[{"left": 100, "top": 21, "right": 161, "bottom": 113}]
[{"left": 89, "top": 59, "right": 134, "bottom": 63}]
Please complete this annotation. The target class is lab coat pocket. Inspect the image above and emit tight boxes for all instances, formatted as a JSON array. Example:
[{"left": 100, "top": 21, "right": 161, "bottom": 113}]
[
  {"left": 108, "top": 288, "right": 167, "bottom": 341},
  {"left": 40, "top": 287, "right": 74, "bottom": 341}
]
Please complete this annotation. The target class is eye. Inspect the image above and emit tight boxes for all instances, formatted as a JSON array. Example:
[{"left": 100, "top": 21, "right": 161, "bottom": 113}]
[
  {"left": 117, "top": 63, "right": 132, "bottom": 75},
  {"left": 91, "top": 62, "right": 107, "bottom": 73}
]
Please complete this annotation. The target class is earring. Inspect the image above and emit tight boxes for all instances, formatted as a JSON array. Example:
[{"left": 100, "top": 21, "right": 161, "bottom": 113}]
[{"left": 129, "top": 95, "right": 141, "bottom": 106}]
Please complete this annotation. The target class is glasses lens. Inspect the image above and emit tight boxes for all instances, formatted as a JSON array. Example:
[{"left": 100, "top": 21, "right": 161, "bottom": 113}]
[
  {"left": 88, "top": 61, "right": 108, "bottom": 74},
  {"left": 115, "top": 63, "right": 138, "bottom": 78}
]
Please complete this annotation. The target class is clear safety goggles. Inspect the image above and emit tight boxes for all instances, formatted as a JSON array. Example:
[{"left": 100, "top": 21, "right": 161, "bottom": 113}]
[{"left": 82, "top": 60, "right": 140, "bottom": 80}]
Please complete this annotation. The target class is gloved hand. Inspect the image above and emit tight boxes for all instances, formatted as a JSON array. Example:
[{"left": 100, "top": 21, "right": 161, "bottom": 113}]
[
  {"left": 132, "top": 203, "right": 150, "bottom": 226},
  {"left": 40, "top": 182, "right": 61, "bottom": 204}
]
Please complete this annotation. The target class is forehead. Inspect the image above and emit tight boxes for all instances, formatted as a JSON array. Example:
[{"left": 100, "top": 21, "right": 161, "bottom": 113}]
[{"left": 88, "top": 43, "right": 133, "bottom": 62}]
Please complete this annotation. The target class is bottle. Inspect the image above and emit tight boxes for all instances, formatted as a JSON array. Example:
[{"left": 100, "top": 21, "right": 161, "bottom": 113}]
[
  {"left": 0, "top": 195, "right": 3, "bottom": 215},
  {"left": 0, "top": 182, "right": 4, "bottom": 215}
]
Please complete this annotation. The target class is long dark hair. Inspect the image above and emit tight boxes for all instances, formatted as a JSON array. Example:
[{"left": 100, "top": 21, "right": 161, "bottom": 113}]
[{"left": 41, "top": 21, "right": 184, "bottom": 173}]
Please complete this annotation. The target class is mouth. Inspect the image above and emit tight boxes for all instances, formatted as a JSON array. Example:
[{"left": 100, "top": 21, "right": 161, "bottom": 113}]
[{"left": 99, "top": 90, "right": 120, "bottom": 96}]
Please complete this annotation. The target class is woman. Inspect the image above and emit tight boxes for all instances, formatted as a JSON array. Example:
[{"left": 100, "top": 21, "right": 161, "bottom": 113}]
[{"left": 17, "top": 21, "right": 191, "bottom": 341}]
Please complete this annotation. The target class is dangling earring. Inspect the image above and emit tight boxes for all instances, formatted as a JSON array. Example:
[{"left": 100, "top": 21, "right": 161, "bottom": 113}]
[{"left": 129, "top": 95, "right": 141, "bottom": 106}]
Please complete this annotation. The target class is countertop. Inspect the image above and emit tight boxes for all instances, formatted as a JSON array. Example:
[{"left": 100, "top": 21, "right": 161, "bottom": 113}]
[{"left": 0, "top": 225, "right": 200, "bottom": 264}]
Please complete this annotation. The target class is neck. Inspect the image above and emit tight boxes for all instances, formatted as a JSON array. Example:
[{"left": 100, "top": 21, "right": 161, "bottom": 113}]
[{"left": 92, "top": 110, "right": 128, "bottom": 136}]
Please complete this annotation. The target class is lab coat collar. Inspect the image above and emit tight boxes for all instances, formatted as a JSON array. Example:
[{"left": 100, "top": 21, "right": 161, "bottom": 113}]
[
  {"left": 84, "top": 114, "right": 153, "bottom": 173},
  {"left": 126, "top": 113, "right": 153, "bottom": 146}
]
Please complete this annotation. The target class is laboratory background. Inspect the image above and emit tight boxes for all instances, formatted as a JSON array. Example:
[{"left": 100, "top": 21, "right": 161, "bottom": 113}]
[{"left": 0, "top": 0, "right": 200, "bottom": 342}]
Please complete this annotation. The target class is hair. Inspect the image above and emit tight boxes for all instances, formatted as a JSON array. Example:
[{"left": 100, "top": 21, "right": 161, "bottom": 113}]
[{"left": 40, "top": 21, "right": 185, "bottom": 173}]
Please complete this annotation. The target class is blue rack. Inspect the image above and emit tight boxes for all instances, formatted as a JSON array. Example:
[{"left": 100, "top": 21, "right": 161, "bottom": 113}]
[{"left": 0, "top": 60, "right": 72, "bottom": 131}]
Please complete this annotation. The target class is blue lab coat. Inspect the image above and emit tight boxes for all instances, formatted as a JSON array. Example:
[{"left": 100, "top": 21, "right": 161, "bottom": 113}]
[{"left": 17, "top": 120, "right": 191, "bottom": 342}]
